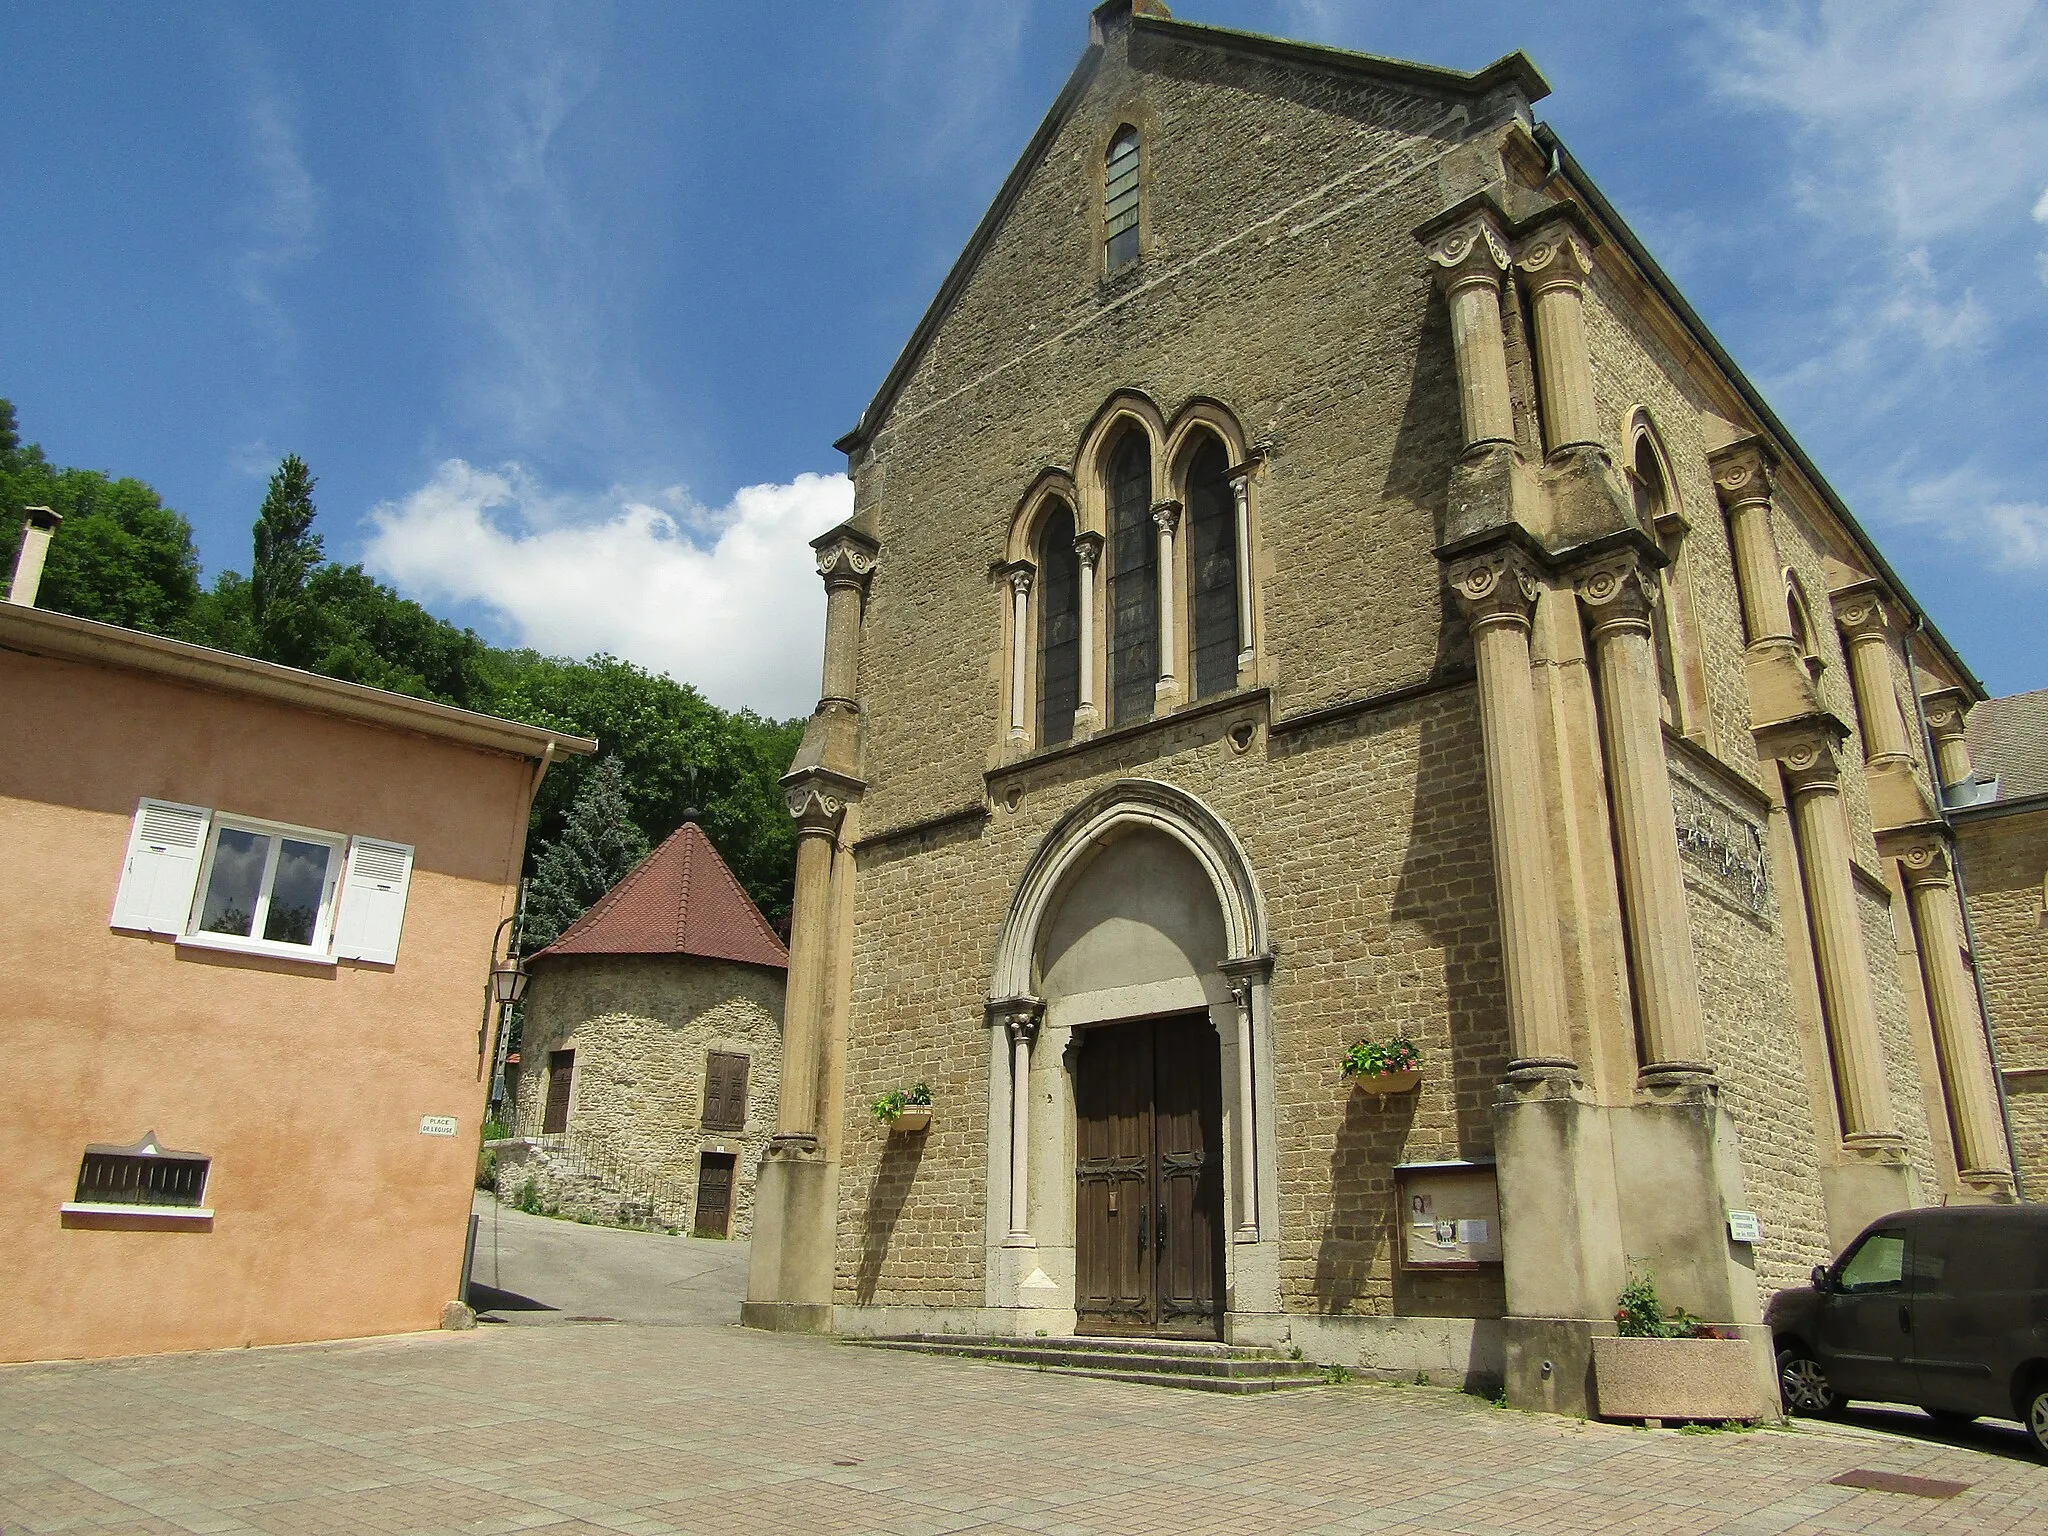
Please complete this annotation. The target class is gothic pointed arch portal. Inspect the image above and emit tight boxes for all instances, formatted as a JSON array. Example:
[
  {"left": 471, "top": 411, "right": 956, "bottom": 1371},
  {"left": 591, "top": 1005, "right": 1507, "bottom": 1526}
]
[{"left": 982, "top": 780, "right": 1283, "bottom": 1336}]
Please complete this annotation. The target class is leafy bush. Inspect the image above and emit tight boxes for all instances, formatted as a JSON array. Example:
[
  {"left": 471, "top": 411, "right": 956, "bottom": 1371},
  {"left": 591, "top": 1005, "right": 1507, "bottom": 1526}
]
[
  {"left": 870, "top": 1082, "right": 933, "bottom": 1122},
  {"left": 1342, "top": 1034, "right": 1420, "bottom": 1079},
  {"left": 1615, "top": 1272, "right": 1720, "bottom": 1338}
]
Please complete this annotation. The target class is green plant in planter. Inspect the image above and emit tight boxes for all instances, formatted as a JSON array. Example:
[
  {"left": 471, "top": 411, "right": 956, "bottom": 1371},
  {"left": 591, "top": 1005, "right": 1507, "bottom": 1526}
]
[
  {"left": 1341, "top": 1033, "right": 1420, "bottom": 1080},
  {"left": 1614, "top": 1272, "right": 1721, "bottom": 1339},
  {"left": 870, "top": 1081, "right": 933, "bottom": 1123}
]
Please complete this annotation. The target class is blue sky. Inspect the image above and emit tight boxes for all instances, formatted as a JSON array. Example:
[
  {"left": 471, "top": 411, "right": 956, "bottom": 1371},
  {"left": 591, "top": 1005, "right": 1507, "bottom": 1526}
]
[{"left": 3, "top": 1, "right": 2044, "bottom": 715}]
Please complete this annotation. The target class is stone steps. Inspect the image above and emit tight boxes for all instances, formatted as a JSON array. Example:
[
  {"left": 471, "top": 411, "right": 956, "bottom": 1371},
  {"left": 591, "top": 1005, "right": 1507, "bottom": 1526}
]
[{"left": 849, "top": 1334, "right": 1328, "bottom": 1393}]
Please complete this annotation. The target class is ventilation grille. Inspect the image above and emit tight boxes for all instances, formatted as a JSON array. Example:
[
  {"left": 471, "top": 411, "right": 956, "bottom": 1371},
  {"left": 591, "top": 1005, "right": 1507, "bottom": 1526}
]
[
  {"left": 138, "top": 802, "right": 207, "bottom": 851},
  {"left": 350, "top": 840, "right": 409, "bottom": 885},
  {"left": 75, "top": 1150, "right": 210, "bottom": 1208}
]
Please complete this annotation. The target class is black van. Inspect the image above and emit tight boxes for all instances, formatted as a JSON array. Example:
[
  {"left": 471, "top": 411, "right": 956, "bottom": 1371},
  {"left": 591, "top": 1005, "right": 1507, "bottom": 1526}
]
[{"left": 1767, "top": 1205, "right": 2048, "bottom": 1456}]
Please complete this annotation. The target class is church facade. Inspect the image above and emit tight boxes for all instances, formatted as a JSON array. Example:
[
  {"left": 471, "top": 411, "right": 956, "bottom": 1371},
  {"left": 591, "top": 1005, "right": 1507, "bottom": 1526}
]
[{"left": 743, "top": 1, "right": 2016, "bottom": 1414}]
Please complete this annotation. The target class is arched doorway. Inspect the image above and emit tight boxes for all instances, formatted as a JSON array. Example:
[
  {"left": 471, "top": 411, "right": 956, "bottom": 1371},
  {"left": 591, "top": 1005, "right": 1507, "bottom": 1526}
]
[{"left": 984, "top": 780, "right": 1279, "bottom": 1338}]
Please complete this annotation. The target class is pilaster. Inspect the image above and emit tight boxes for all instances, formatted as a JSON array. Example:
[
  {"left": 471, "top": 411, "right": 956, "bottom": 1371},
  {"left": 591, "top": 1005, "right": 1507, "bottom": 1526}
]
[{"left": 1891, "top": 837, "right": 2016, "bottom": 1199}]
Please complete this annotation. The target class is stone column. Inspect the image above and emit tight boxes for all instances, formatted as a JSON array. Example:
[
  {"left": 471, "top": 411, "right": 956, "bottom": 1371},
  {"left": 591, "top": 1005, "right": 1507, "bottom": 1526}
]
[
  {"left": 1778, "top": 737, "right": 1901, "bottom": 1147},
  {"left": 1514, "top": 214, "right": 1602, "bottom": 459},
  {"left": 1922, "top": 688, "right": 1975, "bottom": 791},
  {"left": 988, "top": 997, "right": 1043, "bottom": 1243},
  {"left": 1708, "top": 441, "right": 1792, "bottom": 649},
  {"left": 1575, "top": 552, "right": 1712, "bottom": 1080},
  {"left": 1005, "top": 562, "right": 1034, "bottom": 744},
  {"left": 777, "top": 785, "right": 846, "bottom": 1141},
  {"left": 1152, "top": 501, "right": 1180, "bottom": 697},
  {"left": 816, "top": 530, "right": 879, "bottom": 703},
  {"left": 1896, "top": 839, "right": 2014, "bottom": 1192},
  {"left": 1419, "top": 211, "right": 1515, "bottom": 452},
  {"left": 1227, "top": 467, "right": 1256, "bottom": 669},
  {"left": 1220, "top": 955, "right": 1273, "bottom": 1239},
  {"left": 1074, "top": 531, "right": 1102, "bottom": 725},
  {"left": 1447, "top": 547, "right": 1575, "bottom": 1075},
  {"left": 1833, "top": 588, "right": 1910, "bottom": 764}
]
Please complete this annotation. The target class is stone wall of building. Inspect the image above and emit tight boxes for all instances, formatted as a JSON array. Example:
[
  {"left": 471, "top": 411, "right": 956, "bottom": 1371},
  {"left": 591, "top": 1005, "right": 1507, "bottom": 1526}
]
[
  {"left": 1958, "top": 807, "right": 2048, "bottom": 1196},
  {"left": 509, "top": 954, "right": 783, "bottom": 1239},
  {"left": 838, "top": 685, "right": 1508, "bottom": 1315},
  {"left": 823, "top": 11, "right": 1960, "bottom": 1332}
]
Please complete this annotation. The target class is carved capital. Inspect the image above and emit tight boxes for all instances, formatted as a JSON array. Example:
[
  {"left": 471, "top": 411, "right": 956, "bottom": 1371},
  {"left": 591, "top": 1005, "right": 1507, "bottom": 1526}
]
[
  {"left": 1513, "top": 216, "right": 1595, "bottom": 295},
  {"left": 1572, "top": 550, "right": 1657, "bottom": 633},
  {"left": 1421, "top": 211, "right": 1511, "bottom": 293},
  {"left": 1219, "top": 952, "right": 1275, "bottom": 1010},
  {"left": 1894, "top": 837, "right": 1955, "bottom": 889},
  {"left": 1921, "top": 686, "right": 1971, "bottom": 741},
  {"left": 1445, "top": 546, "right": 1542, "bottom": 629},
  {"left": 1831, "top": 582, "right": 1894, "bottom": 642},
  {"left": 1072, "top": 529, "right": 1104, "bottom": 571},
  {"left": 985, "top": 995, "right": 1044, "bottom": 1039},
  {"left": 1706, "top": 439, "right": 1777, "bottom": 514},
  {"left": 1774, "top": 733, "right": 1843, "bottom": 797},
  {"left": 814, "top": 526, "right": 881, "bottom": 593},
  {"left": 1150, "top": 499, "right": 1182, "bottom": 537},
  {"left": 784, "top": 776, "right": 849, "bottom": 836},
  {"left": 1003, "top": 560, "right": 1035, "bottom": 600}
]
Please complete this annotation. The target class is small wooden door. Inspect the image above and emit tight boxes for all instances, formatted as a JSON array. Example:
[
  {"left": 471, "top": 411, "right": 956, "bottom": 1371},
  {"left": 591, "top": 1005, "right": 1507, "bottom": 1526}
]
[
  {"left": 701, "top": 1051, "right": 750, "bottom": 1131},
  {"left": 693, "top": 1151, "right": 736, "bottom": 1238},
  {"left": 1074, "top": 1015, "right": 1224, "bottom": 1338},
  {"left": 542, "top": 1049, "right": 575, "bottom": 1134}
]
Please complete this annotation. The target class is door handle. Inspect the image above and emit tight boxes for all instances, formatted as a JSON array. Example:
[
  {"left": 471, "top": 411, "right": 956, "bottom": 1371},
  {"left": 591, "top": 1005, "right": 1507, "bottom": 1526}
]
[
  {"left": 1157, "top": 1201, "right": 1167, "bottom": 1254},
  {"left": 1136, "top": 1205, "right": 1147, "bottom": 1257},
  {"left": 1899, "top": 1305, "right": 1912, "bottom": 1335}
]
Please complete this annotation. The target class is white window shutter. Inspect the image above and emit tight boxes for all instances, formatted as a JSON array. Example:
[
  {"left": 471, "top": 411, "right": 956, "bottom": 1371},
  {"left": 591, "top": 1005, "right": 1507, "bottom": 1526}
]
[
  {"left": 110, "top": 799, "right": 210, "bottom": 935},
  {"left": 332, "top": 837, "right": 415, "bottom": 964}
]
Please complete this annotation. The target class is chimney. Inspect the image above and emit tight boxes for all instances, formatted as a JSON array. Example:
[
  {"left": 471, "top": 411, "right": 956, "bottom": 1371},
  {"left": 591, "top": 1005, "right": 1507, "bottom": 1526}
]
[{"left": 6, "top": 507, "right": 62, "bottom": 608}]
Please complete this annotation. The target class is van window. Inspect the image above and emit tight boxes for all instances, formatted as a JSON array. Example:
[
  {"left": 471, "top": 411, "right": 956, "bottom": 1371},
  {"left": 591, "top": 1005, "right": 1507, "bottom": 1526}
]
[{"left": 1836, "top": 1229, "right": 1906, "bottom": 1293}]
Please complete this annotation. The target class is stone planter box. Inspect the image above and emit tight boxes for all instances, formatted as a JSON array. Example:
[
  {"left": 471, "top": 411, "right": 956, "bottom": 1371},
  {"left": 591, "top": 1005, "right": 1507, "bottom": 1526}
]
[
  {"left": 1349, "top": 1068, "right": 1420, "bottom": 1095},
  {"left": 887, "top": 1107, "right": 932, "bottom": 1134},
  {"left": 1591, "top": 1336, "right": 1776, "bottom": 1422}
]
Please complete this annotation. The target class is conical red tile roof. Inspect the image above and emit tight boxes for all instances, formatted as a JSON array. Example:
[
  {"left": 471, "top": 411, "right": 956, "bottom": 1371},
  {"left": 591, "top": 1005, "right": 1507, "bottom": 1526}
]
[{"left": 531, "top": 819, "right": 787, "bottom": 971}]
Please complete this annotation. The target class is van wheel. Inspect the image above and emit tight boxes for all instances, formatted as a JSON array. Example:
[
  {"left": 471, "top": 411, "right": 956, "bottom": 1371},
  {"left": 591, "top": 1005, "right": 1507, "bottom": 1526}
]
[
  {"left": 2023, "top": 1378, "right": 2048, "bottom": 1459},
  {"left": 1777, "top": 1346, "right": 1841, "bottom": 1417}
]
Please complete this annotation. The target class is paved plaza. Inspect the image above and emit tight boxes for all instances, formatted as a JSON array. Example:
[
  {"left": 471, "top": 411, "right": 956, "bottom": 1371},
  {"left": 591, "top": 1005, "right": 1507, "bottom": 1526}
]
[{"left": 3, "top": 1203, "right": 2043, "bottom": 1536}]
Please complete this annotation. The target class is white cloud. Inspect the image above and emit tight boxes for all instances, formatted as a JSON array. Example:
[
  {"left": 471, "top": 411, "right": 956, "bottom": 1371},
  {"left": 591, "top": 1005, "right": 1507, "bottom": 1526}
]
[
  {"left": 1891, "top": 464, "right": 2048, "bottom": 571},
  {"left": 227, "top": 35, "right": 318, "bottom": 348},
  {"left": 362, "top": 460, "right": 854, "bottom": 717}
]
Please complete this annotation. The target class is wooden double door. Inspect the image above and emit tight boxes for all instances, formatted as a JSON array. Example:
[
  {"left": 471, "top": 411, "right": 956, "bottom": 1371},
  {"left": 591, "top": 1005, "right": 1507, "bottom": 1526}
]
[{"left": 1074, "top": 1015, "right": 1226, "bottom": 1338}]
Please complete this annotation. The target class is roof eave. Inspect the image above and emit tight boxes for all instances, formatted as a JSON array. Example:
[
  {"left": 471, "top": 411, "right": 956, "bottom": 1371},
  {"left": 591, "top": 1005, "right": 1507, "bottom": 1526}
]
[
  {"left": 1139, "top": 16, "right": 1549, "bottom": 105},
  {"left": 1533, "top": 124, "right": 1985, "bottom": 701},
  {"left": 0, "top": 604, "right": 598, "bottom": 759}
]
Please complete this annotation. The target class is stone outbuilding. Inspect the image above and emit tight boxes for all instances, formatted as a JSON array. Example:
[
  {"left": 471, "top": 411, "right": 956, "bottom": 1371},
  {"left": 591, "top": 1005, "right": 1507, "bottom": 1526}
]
[
  {"left": 1951, "top": 688, "right": 2048, "bottom": 1198},
  {"left": 741, "top": 0, "right": 2020, "bottom": 1419},
  {"left": 505, "top": 817, "right": 787, "bottom": 1238}
]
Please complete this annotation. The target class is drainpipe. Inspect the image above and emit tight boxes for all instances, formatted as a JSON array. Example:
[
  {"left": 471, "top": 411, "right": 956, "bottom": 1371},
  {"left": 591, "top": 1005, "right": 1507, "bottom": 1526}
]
[
  {"left": 6, "top": 507, "right": 62, "bottom": 606},
  {"left": 1905, "top": 620, "right": 2024, "bottom": 1199}
]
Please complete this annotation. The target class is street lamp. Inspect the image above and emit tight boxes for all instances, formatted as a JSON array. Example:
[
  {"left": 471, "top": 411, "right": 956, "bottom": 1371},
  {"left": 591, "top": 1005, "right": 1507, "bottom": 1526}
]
[{"left": 489, "top": 956, "right": 529, "bottom": 1006}]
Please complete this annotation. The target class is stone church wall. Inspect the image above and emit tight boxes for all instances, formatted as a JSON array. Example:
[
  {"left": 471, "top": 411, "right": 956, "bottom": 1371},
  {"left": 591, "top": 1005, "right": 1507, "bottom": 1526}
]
[
  {"left": 1958, "top": 809, "right": 2048, "bottom": 1197},
  {"left": 510, "top": 955, "right": 783, "bottom": 1239}
]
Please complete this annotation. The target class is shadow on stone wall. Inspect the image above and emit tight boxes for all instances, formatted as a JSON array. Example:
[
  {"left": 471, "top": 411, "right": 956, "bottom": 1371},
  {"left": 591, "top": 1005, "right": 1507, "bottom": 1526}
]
[
  {"left": 1312, "top": 1085, "right": 1416, "bottom": 1312},
  {"left": 854, "top": 1131, "right": 929, "bottom": 1306}
]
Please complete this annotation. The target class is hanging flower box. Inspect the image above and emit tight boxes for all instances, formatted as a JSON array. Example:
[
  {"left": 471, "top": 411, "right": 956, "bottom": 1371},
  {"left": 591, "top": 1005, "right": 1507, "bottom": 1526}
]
[
  {"left": 872, "top": 1083, "right": 933, "bottom": 1134},
  {"left": 1342, "top": 1035, "right": 1421, "bottom": 1094}
]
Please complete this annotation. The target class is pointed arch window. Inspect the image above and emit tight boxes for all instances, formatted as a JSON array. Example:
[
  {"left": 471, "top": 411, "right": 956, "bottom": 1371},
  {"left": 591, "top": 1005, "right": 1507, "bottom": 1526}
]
[
  {"left": 1186, "top": 435, "right": 1240, "bottom": 700},
  {"left": 1036, "top": 502, "right": 1081, "bottom": 746},
  {"left": 1105, "top": 126, "right": 1141, "bottom": 271},
  {"left": 1106, "top": 430, "right": 1157, "bottom": 726},
  {"left": 1631, "top": 433, "right": 1683, "bottom": 726}
]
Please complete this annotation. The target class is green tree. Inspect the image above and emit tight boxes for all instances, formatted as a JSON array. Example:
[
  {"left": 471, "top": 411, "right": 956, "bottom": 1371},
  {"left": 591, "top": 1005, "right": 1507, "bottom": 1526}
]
[
  {"left": 250, "top": 454, "right": 324, "bottom": 666},
  {"left": 521, "top": 755, "right": 651, "bottom": 951},
  {"left": 1, "top": 399, "right": 202, "bottom": 632},
  {"left": 490, "top": 651, "right": 800, "bottom": 924}
]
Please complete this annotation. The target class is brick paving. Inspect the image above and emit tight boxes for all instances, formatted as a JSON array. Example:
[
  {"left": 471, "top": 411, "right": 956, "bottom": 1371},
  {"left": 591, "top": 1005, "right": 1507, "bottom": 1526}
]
[{"left": 3, "top": 1317, "right": 2044, "bottom": 1536}]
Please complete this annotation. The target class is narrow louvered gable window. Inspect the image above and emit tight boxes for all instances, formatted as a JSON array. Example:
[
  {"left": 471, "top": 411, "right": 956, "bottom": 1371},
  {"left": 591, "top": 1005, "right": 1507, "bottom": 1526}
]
[{"left": 1105, "top": 126, "right": 1141, "bottom": 271}]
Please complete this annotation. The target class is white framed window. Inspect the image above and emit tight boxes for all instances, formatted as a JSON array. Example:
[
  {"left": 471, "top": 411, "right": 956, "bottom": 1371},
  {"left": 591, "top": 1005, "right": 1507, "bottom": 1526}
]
[
  {"left": 188, "top": 814, "right": 345, "bottom": 958},
  {"left": 112, "top": 798, "right": 414, "bottom": 966}
]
